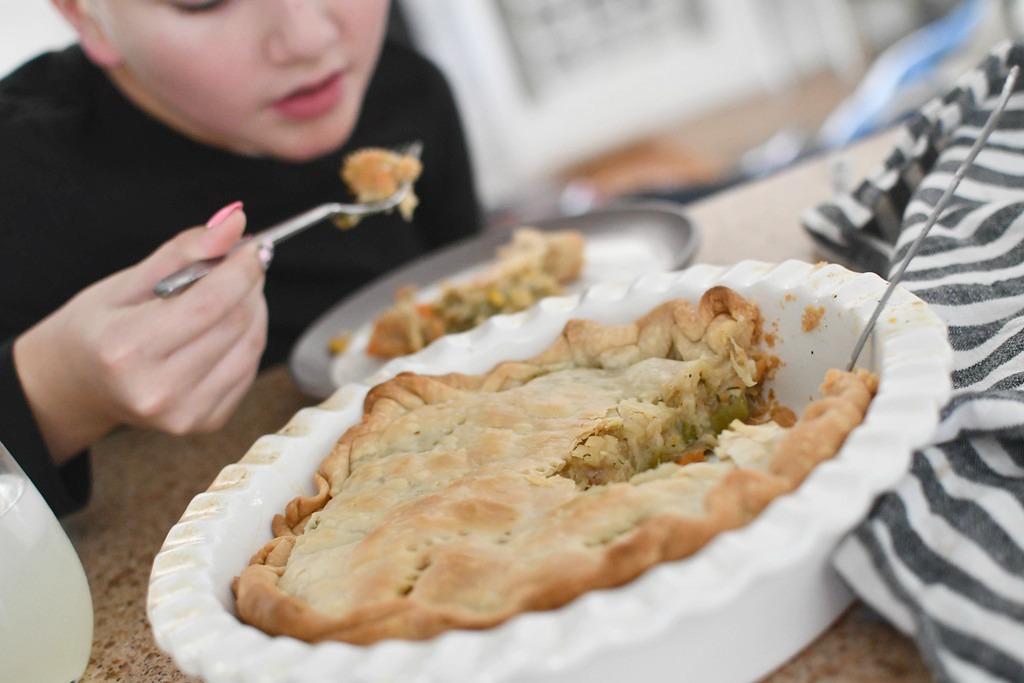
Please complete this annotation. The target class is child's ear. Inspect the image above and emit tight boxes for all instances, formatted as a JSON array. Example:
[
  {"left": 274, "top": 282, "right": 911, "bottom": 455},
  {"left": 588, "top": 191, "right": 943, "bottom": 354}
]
[{"left": 49, "top": 0, "right": 122, "bottom": 67}]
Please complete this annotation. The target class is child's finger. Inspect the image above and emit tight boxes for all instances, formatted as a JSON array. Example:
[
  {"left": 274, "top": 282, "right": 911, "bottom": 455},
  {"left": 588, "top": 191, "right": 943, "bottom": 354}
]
[
  {"left": 129, "top": 205, "right": 249, "bottom": 299},
  {"left": 133, "top": 240, "right": 266, "bottom": 359}
]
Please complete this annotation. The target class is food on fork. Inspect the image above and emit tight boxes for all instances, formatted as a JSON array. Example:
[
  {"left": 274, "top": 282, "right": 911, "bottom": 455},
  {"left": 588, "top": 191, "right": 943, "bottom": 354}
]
[
  {"left": 335, "top": 146, "right": 423, "bottom": 228},
  {"left": 235, "top": 286, "right": 878, "bottom": 644},
  {"left": 363, "top": 227, "right": 585, "bottom": 359}
]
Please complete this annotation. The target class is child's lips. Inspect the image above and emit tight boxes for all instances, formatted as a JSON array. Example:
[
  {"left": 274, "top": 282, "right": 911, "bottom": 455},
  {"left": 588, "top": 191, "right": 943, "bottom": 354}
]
[{"left": 272, "top": 73, "right": 343, "bottom": 120}]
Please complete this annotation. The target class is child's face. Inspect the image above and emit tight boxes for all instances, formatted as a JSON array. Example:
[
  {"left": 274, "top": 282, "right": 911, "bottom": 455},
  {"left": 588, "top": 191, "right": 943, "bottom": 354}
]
[{"left": 74, "top": 0, "right": 391, "bottom": 161}]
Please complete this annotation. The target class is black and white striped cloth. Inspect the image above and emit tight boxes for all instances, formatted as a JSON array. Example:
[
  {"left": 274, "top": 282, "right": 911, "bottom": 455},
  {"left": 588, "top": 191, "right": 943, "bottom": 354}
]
[{"left": 802, "top": 41, "right": 1024, "bottom": 683}]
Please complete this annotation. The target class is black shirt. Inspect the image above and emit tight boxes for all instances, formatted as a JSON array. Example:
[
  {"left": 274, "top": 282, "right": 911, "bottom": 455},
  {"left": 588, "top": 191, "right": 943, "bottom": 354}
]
[{"left": 0, "top": 40, "right": 481, "bottom": 515}]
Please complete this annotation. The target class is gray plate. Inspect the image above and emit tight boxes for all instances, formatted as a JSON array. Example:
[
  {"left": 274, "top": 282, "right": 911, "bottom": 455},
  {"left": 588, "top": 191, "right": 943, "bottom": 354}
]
[{"left": 288, "top": 200, "right": 700, "bottom": 398}]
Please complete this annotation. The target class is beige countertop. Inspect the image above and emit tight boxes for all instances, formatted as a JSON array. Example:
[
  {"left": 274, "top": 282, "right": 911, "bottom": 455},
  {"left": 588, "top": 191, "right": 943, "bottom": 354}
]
[{"left": 64, "top": 127, "right": 935, "bottom": 682}]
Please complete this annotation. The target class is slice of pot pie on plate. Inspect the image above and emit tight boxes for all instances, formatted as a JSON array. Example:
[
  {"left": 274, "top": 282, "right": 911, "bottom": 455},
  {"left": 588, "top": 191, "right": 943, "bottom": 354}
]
[{"left": 364, "top": 227, "right": 586, "bottom": 360}]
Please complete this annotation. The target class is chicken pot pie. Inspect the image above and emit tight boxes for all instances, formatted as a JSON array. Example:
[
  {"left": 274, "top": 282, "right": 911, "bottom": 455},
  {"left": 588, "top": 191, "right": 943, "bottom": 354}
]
[
  {"left": 364, "top": 227, "right": 585, "bottom": 359},
  {"left": 235, "top": 286, "right": 877, "bottom": 645}
]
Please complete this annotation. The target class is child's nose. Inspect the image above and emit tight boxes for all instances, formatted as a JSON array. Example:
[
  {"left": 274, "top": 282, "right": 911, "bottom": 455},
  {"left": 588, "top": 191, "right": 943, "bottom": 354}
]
[{"left": 265, "top": 0, "right": 338, "bottom": 64}]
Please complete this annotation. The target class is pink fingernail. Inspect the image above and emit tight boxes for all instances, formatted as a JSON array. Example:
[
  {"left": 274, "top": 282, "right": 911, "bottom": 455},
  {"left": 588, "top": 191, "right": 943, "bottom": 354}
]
[{"left": 206, "top": 201, "right": 244, "bottom": 228}]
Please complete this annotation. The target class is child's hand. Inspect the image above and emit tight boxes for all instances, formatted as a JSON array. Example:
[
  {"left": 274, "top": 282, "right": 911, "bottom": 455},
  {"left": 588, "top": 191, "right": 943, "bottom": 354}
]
[{"left": 13, "top": 207, "right": 270, "bottom": 463}]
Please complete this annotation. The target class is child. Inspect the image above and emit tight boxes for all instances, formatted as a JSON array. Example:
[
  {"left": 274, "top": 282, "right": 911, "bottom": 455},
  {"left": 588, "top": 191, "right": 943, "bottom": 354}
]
[{"left": 0, "top": 0, "right": 482, "bottom": 516}]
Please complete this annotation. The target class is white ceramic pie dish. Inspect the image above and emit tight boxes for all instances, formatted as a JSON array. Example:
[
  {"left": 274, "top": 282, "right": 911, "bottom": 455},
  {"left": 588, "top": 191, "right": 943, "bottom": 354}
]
[{"left": 147, "top": 259, "right": 953, "bottom": 683}]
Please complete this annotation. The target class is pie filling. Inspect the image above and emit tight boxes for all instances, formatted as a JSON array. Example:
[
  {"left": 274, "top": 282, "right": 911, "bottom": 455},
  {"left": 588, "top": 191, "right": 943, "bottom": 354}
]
[{"left": 556, "top": 362, "right": 757, "bottom": 488}]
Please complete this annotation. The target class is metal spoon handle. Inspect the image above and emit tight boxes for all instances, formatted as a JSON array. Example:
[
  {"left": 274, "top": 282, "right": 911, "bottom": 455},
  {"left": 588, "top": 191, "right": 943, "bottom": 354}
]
[
  {"left": 152, "top": 254, "right": 231, "bottom": 298},
  {"left": 847, "top": 64, "right": 1020, "bottom": 371},
  {"left": 152, "top": 187, "right": 411, "bottom": 298}
]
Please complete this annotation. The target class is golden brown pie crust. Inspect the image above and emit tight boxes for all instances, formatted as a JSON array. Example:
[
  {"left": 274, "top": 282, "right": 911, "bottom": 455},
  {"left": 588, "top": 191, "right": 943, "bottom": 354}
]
[{"left": 235, "top": 287, "right": 877, "bottom": 644}]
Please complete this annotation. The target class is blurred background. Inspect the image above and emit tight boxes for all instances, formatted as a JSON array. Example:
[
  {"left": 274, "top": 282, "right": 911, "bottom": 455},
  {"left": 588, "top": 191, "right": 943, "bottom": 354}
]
[{"left": 3, "top": 0, "right": 1021, "bottom": 226}]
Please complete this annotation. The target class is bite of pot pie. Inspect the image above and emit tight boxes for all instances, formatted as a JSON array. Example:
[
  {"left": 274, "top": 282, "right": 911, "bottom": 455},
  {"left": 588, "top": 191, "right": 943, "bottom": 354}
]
[
  {"left": 335, "top": 146, "right": 423, "bottom": 228},
  {"left": 235, "top": 286, "right": 877, "bottom": 645},
  {"left": 364, "top": 227, "right": 586, "bottom": 359}
]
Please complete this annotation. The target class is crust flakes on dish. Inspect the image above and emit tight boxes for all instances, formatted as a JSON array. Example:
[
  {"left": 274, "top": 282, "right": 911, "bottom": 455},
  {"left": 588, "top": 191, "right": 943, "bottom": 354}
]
[{"left": 235, "top": 286, "right": 877, "bottom": 644}]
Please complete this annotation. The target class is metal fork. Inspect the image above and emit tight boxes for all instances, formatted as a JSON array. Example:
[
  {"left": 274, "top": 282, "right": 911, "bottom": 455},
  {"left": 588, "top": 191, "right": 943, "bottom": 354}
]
[
  {"left": 846, "top": 66, "right": 1019, "bottom": 370},
  {"left": 153, "top": 141, "right": 422, "bottom": 298}
]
